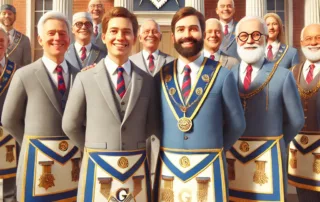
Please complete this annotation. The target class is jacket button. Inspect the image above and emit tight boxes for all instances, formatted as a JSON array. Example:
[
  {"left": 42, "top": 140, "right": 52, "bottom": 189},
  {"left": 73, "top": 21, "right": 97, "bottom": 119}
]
[
  {"left": 152, "top": 137, "right": 155, "bottom": 141},
  {"left": 184, "top": 136, "right": 189, "bottom": 140},
  {"left": 121, "top": 101, "right": 125, "bottom": 105}
]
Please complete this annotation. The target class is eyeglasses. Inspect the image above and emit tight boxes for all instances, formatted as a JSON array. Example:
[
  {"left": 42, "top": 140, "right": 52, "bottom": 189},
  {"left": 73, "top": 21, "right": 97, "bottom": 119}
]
[
  {"left": 74, "top": 21, "right": 93, "bottom": 29},
  {"left": 141, "top": 29, "right": 160, "bottom": 35},
  {"left": 237, "top": 31, "right": 265, "bottom": 42},
  {"left": 89, "top": 4, "right": 103, "bottom": 9},
  {"left": 301, "top": 35, "right": 320, "bottom": 45},
  {"left": 219, "top": 4, "right": 233, "bottom": 9}
]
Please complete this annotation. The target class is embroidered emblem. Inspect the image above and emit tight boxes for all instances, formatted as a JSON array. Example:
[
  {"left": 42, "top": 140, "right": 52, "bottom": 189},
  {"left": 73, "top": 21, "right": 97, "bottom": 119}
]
[
  {"left": 177, "top": 117, "right": 193, "bottom": 132},
  {"left": 312, "top": 153, "right": 320, "bottom": 174},
  {"left": 165, "top": 74, "right": 172, "bottom": 83},
  {"left": 139, "top": 0, "right": 179, "bottom": 10},
  {"left": 58, "top": 140, "right": 69, "bottom": 151},
  {"left": 196, "top": 87, "right": 203, "bottom": 96},
  {"left": 113, "top": 188, "right": 134, "bottom": 201},
  {"left": 5, "top": 145, "right": 15, "bottom": 163},
  {"left": 179, "top": 188, "right": 192, "bottom": 202},
  {"left": 98, "top": 177, "right": 113, "bottom": 199},
  {"left": 239, "top": 141, "right": 250, "bottom": 152},
  {"left": 227, "top": 158, "right": 236, "bottom": 180},
  {"left": 289, "top": 149, "right": 298, "bottom": 169},
  {"left": 196, "top": 177, "right": 210, "bottom": 201},
  {"left": 201, "top": 74, "right": 210, "bottom": 82},
  {"left": 169, "top": 88, "right": 176, "bottom": 95},
  {"left": 300, "top": 135, "right": 309, "bottom": 145},
  {"left": 38, "top": 161, "right": 55, "bottom": 190},
  {"left": 118, "top": 157, "right": 129, "bottom": 169},
  {"left": 162, "top": 176, "right": 174, "bottom": 202},
  {"left": 253, "top": 160, "right": 268, "bottom": 185},
  {"left": 179, "top": 156, "right": 190, "bottom": 168}
]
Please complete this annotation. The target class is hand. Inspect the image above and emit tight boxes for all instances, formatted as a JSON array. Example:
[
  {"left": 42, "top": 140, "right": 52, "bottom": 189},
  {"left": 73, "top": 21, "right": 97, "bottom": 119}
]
[{"left": 81, "top": 63, "right": 97, "bottom": 71}]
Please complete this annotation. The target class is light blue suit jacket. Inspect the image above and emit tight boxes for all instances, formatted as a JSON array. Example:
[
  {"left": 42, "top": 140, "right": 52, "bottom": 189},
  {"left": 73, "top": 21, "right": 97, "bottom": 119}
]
[{"left": 267, "top": 44, "right": 299, "bottom": 69}]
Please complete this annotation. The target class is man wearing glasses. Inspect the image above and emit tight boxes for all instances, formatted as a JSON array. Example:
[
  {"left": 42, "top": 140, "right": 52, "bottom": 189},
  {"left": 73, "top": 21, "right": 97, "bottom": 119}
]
[
  {"left": 287, "top": 24, "right": 320, "bottom": 202},
  {"left": 88, "top": 0, "right": 108, "bottom": 53},
  {"left": 130, "top": 19, "right": 174, "bottom": 76},
  {"left": 65, "top": 12, "right": 106, "bottom": 70},
  {"left": 226, "top": 16, "right": 304, "bottom": 201}
]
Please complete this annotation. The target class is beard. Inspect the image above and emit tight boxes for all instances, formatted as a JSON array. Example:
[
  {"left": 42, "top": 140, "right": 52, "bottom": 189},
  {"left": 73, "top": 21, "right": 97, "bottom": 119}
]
[
  {"left": 302, "top": 45, "right": 320, "bottom": 62},
  {"left": 237, "top": 42, "right": 266, "bottom": 64},
  {"left": 0, "top": 17, "right": 15, "bottom": 27},
  {"left": 174, "top": 37, "right": 203, "bottom": 58}
]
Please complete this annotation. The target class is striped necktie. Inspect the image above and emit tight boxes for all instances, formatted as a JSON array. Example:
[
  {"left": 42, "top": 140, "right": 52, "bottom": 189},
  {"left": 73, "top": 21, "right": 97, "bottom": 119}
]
[
  {"left": 148, "top": 54, "right": 155, "bottom": 73},
  {"left": 182, "top": 65, "right": 191, "bottom": 102},
  {"left": 116, "top": 67, "right": 126, "bottom": 99},
  {"left": 306, "top": 64, "right": 315, "bottom": 84},
  {"left": 56, "top": 65, "right": 66, "bottom": 95},
  {"left": 267, "top": 45, "right": 273, "bottom": 61},
  {"left": 210, "top": 54, "right": 215, "bottom": 60},
  {"left": 80, "top": 46, "right": 86, "bottom": 61},
  {"left": 243, "top": 65, "right": 253, "bottom": 91}
]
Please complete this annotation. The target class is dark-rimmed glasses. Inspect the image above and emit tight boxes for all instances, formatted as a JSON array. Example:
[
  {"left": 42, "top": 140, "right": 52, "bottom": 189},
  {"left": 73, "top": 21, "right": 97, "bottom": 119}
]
[
  {"left": 237, "top": 31, "right": 265, "bottom": 42},
  {"left": 89, "top": 4, "right": 103, "bottom": 9},
  {"left": 74, "top": 21, "right": 93, "bottom": 29}
]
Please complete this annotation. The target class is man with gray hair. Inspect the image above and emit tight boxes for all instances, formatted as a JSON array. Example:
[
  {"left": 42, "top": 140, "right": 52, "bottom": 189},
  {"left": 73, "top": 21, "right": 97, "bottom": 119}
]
[
  {"left": 130, "top": 19, "right": 174, "bottom": 76},
  {"left": 226, "top": 16, "right": 304, "bottom": 201},
  {"left": 203, "top": 18, "right": 239, "bottom": 69},
  {"left": 65, "top": 12, "right": 106, "bottom": 70},
  {"left": 1, "top": 11, "right": 80, "bottom": 201},
  {"left": 0, "top": 4, "right": 31, "bottom": 67}
]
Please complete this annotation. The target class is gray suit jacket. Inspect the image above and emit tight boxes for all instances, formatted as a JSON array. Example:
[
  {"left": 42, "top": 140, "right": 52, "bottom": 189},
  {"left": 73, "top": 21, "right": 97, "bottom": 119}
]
[
  {"left": 220, "top": 21, "right": 239, "bottom": 60},
  {"left": 62, "top": 60, "right": 160, "bottom": 150},
  {"left": 219, "top": 51, "right": 239, "bottom": 70},
  {"left": 91, "top": 33, "right": 108, "bottom": 53},
  {"left": 65, "top": 43, "right": 107, "bottom": 70},
  {"left": 7, "top": 30, "right": 32, "bottom": 67},
  {"left": 129, "top": 50, "right": 174, "bottom": 76}
]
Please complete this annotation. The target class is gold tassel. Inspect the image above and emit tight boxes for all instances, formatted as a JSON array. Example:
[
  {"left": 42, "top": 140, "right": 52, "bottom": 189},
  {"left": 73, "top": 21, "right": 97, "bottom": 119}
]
[
  {"left": 162, "top": 176, "right": 174, "bottom": 202},
  {"left": 5, "top": 145, "right": 15, "bottom": 163},
  {"left": 98, "top": 177, "right": 113, "bottom": 199},
  {"left": 38, "top": 161, "right": 55, "bottom": 190},
  {"left": 71, "top": 158, "right": 80, "bottom": 182},
  {"left": 227, "top": 158, "right": 236, "bottom": 180},
  {"left": 133, "top": 176, "right": 144, "bottom": 197},
  {"left": 196, "top": 177, "right": 210, "bottom": 202},
  {"left": 289, "top": 149, "right": 298, "bottom": 169},
  {"left": 313, "top": 153, "right": 320, "bottom": 174},
  {"left": 253, "top": 160, "right": 268, "bottom": 185}
]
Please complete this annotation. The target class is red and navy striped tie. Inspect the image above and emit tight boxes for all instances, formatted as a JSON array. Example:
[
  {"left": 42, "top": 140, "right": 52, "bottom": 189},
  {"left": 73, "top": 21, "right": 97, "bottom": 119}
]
[
  {"left": 80, "top": 46, "right": 86, "bottom": 61},
  {"left": 182, "top": 65, "right": 191, "bottom": 102},
  {"left": 56, "top": 65, "right": 66, "bottom": 95},
  {"left": 148, "top": 54, "right": 155, "bottom": 73},
  {"left": 116, "top": 67, "right": 126, "bottom": 99}
]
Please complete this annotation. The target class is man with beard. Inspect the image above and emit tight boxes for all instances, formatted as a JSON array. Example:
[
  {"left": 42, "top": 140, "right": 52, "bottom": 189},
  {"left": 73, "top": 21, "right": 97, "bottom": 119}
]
[
  {"left": 65, "top": 12, "right": 106, "bottom": 70},
  {"left": 216, "top": 0, "right": 239, "bottom": 59},
  {"left": 130, "top": 19, "right": 174, "bottom": 76},
  {"left": 226, "top": 16, "right": 304, "bottom": 202},
  {"left": 0, "top": 4, "right": 31, "bottom": 67},
  {"left": 154, "top": 7, "right": 246, "bottom": 202},
  {"left": 203, "top": 18, "right": 239, "bottom": 69},
  {"left": 88, "top": 0, "right": 108, "bottom": 53},
  {"left": 287, "top": 24, "right": 320, "bottom": 202}
]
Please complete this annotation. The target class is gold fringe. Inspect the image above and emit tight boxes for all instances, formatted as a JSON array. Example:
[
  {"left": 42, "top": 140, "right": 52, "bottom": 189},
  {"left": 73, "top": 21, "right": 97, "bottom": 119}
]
[
  {"left": 289, "top": 149, "right": 298, "bottom": 169},
  {"left": 71, "top": 158, "right": 80, "bottom": 182},
  {"left": 253, "top": 161, "right": 268, "bottom": 185},
  {"left": 5, "top": 145, "right": 15, "bottom": 163},
  {"left": 313, "top": 155, "right": 320, "bottom": 174},
  {"left": 161, "top": 189, "right": 174, "bottom": 202}
]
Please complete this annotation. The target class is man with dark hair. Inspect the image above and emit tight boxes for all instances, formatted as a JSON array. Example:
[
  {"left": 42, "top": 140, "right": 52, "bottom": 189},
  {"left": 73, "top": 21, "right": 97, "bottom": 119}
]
[
  {"left": 0, "top": 4, "right": 31, "bottom": 67},
  {"left": 155, "top": 7, "right": 245, "bottom": 202},
  {"left": 63, "top": 7, "right": 159, "bottom": 202}
]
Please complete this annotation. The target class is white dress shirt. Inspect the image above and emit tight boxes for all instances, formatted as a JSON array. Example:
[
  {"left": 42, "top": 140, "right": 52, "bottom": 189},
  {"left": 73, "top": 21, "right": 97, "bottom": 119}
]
[
  {"left": 177, "top": 54, "right": 204, "bottom": 89},
  {"left": 42, "top": 56, "right": 69, "bottom": 88},
  {"left": 303, "top": 60, "right": 320, "bottom": 81},
  {"left": 104, "top": 56, "right": 131, "bottom": 89},
  {"left": 220, "top": 20, "right": 234, "bottom": 34},
  {"left": 74, "top": 42, "right": 92, "bottom": 58},
  {"left": 0, "top": 57, "right": 5, "bottom": 74},
  {"left": 203, "top": 49, "right": 221, "bottom": 61},
  {"left": 93, "top": 23, "right": 102, "bottom": 34},
  {"left": 239, "top": 58, "right": 265, "bottom": 84},
  {"left": 142, "top": 49, "right": 159, "bottom": 67},
  {"left": 265, "top": 40, "right": 280, "bottom": 59}
]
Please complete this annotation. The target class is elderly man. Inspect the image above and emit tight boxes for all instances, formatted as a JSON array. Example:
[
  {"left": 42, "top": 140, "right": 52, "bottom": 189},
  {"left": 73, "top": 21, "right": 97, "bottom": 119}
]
[
  {"left": 216, "top": 0, "right": 239, "bottom": 59},
  {"left": 65, "top": 12, "right": 106, "bottom": 70},
  {"left": 0, "top": 28, "right": 18, "bottom": 202},
  {"left": 1, "top": 11, "right": 80, "bottom": 201},
  {"left": 130, "top": 19, "right": 174, "bottom": 76},
  {"left": 154, "top": 7, "right": 245, "bottom": 202},
  {"left": 204, "top": 18, "right": 239, "bottom": 69},
  {"left": 287, "top": 24, "right": 320, "bottom": 202},
  {"left": 226, "top": 16, "right": 304, "bottom": 201},
  {"left": 88, "top": 0, "right": 107, "bottom": 53},
  {"left": 0, "top": 4, "right": 31, "bottom": 67},
  {"left": 264, "top": 13, "right": 299, "bottom": 68},
  {"left": 62, "top": 7, "right": 159, "bottom": 201}
]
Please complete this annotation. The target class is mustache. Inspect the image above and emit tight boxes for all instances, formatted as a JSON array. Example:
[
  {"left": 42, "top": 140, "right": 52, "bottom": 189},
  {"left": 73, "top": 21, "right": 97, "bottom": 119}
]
[
  {"left": 177, "top": 37, "right": 198, "bottom": 44},
  {"left": 242, "top": 44, "right": 261, "bottom": 48}
]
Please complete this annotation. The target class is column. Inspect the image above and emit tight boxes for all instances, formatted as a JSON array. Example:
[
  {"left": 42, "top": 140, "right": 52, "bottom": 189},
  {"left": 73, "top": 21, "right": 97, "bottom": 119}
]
[
  {"left": 52, "top": 0, "right": 73, "bottom": 23},
  {"left": 0, "top": 0, "right": 13, "bottom": 6},
  {"left": 114, "top": 0, "right": 133, "bottom": 11},
  {"left": 305, "top": 0, "right": 320, "bottom": 25},
  {"left": 185, "top": 0, "right": 204, "bottom": 14},
  {"left": 246, "top": 0, "right": 266, "bottom": 18}
]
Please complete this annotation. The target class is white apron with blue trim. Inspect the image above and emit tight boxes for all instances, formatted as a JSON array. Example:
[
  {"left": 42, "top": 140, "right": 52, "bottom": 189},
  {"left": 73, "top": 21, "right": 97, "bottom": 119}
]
[{"left": 0, "top": 127, "right": 18, "bottom": 179}]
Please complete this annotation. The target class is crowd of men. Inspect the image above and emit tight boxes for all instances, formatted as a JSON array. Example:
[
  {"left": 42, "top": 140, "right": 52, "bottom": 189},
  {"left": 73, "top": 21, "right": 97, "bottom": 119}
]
[{"left": 0, "top": 0, "right": 319, "bottom": 201}]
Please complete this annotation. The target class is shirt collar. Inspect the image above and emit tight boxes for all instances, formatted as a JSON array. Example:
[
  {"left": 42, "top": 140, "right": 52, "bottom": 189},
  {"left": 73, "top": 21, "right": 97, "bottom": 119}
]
[
  {"left": 74, "top": 42, "right": 92, "bottom": 54},
  {"left": 178, "top": 54, "right": 204, "bottom": 74},
  {"left": 105, "top": 56, "right": 131, "bottom": 76},
  {"left": 268, "top": 40, "right": 280, "bottom": 48},
  {"left": 241, "top": 57, "right": 265, "bottom": 73},
  {"left": 203, "top": 49, "right": 221, "bottom": 58},
  {"left": 0, "top": 57, "right": 5, "bottom": 67},
  {"left": 42, "top": 55, "right": 69, "bottom": 74},
  {"left": 305, "top": 60, "right": 320, "bottom": 70},
  {"left": 142, "top": 49, "right": 159, "bottom": 61},
  {"left": 220, "top": 19, "right": 234, "bottom": 28}
]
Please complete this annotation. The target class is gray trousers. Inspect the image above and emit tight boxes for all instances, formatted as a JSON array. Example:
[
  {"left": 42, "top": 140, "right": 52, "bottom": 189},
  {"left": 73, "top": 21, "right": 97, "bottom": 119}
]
[
  {"left": 297, "top": 188, "right": 320, "bottom": 202},
  {"left": 3, "top": 177, "right": 16, "bottom": 202}
]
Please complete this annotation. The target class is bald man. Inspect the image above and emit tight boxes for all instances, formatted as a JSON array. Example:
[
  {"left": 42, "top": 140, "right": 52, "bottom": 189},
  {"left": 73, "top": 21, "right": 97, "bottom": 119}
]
[
  {"left": 130, "top": 19, "right": 174, "bottom": 76},
  {"left": 288, "top": 24, "right": 320, "bottom": 202},
  {"left": 204, "top": 18, "right": 239, "bottom": 69}
]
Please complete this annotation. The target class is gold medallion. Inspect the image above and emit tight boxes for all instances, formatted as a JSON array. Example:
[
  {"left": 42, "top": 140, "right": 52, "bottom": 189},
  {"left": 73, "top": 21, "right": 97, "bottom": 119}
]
[
  {"left": 180, "top": 106, "right": 188, "bottom": 113},
  {"left": 0, "top": 127, "right": 3, "bottom": 137},
  {"left": 179, "top": 156, "right": 190, "bottom": 168},
  {"left": 196, "top": 87, "right": 203, "bottom": 96},
  {"left": 58, "top": 140, "right": 68, "bottom": 151},
  {"left": 239, "top": 141, "right": 250, "bottom": 152},
  {"left": 165, "top": 75, "right": 172, "bottom": 83},
  {"left": 177, "top": 117, "right": 192, "bottom": 132},
  {"left": 118, "top": 157, "right": 129, "bottom": 169},
  {"left": 300, "top": 135, "right": 309, "bottom": 145},
  {"left": 202, "top": 74, "right": 210, "bottom": 82},
  {"left": 169, "top": 88, "right": 176, "bottom": 95}
]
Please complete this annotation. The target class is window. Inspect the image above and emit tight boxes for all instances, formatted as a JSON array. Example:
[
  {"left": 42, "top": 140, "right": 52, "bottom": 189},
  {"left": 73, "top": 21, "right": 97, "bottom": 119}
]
[{"left": 267, "top": 0, "right": 285, "bottom": 23}]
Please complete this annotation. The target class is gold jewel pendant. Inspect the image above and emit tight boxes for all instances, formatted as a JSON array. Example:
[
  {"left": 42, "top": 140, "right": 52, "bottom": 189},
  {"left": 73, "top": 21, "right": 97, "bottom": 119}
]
[
  {"left": 177, "top": 117, "right": 192, "bottom": 132},
  {"left": 118, "top": 157, "right": 129, "bottom": 169},
  {"left": 179, "top": 156, "right": 190, "bottom": 168}
]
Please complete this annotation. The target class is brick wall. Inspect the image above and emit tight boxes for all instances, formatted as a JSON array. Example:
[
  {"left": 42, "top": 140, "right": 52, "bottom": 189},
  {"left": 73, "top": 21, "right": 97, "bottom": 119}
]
[
  {"left": 292, "top": 0, "right": 304, "bottom": 59},
  {"left": 204, "top": 0, "right": 246, "bottom": 21},
  {"left": 12, "top": 0, "right": 26, "bottom": 34},
  {"left": 73, "top": 0, "right": 114, "bottom": 14}
]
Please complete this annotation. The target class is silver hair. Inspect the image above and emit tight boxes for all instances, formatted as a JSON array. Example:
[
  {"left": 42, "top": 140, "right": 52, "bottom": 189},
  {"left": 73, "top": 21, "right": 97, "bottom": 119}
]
[
  {"left": 217, "top": 0, "right": 235, "bottom": 8},
  {"left": 206, "top": 18, "right": 223, "bottom": 32},
  {"left": 37, "top": 11, "right": 71, "bottom": 37},
  {"left": 139, "top": 19, "right": 161, "bottom": 35},
  {"left": 235, "top": 16, "right": 268, "bottom": 36},
  {"left": 300, "top": 24, "right": 320, "bottom": 40}
]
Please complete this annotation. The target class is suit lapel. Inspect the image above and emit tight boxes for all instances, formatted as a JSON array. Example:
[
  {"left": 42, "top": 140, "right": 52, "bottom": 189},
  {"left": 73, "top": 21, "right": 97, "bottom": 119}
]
[
  {"left": 156, "top": 51, "right": 166, "bottom": 75},
  {"left": 94, "top": 62, "right": 121, "bottom": 123},
  {"left": 86, "top": 45, "right": 100, "bottom": 67},
  {"left": 35, "top": 60, "right": 63, "bottom": 116},
  {"left": 248, "top": 61, "right": 271, "bottom": 92},
  {"left": 219, "top": 54, "right": 228, "bottom": 67},
  {"left": 68, "top": 45, "right": 82, "bottom": 69},
  {"left": 122, "top": 63, "right": 143, "bottom": 123}
]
